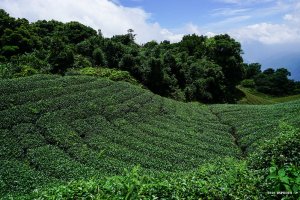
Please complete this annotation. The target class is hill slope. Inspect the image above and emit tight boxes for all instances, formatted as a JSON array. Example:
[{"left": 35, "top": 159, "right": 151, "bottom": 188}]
[
  {"left": 0, "top": 75, "right": 299, "bottom": 197},
  {"left": 237, "top": 86, "right": 300, "bottom": 105},
  {"left": 0, "top": 75, "right": 238, "bottom": 196},
  {"left": 211, "top": 101, "right": 300, "bottom": 153}
]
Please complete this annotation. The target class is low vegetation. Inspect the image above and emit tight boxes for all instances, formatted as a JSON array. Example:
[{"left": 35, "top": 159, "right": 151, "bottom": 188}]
[
  {"left": 211, "top": 101, "right": 300, "bottom": 153},
  {"left": 238, "top": 86, "right": 300, "bottom": 105},
  {"left": 66, "top": 67, "right": 140, "bottom": 85}
]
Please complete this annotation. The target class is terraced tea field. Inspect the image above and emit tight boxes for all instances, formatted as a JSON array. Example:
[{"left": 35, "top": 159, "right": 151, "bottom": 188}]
[
  {"left": 210, "top": 101, "right": 300, "bottom": 154},
  {"left": 0, "top": 75, "right": 299, "bottom": 197}
]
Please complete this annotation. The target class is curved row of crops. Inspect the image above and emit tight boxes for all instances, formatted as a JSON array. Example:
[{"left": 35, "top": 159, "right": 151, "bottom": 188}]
[
  {"left": 210, "top": 101, "right": 300, "bottom": 153},
  {"left": 1, "top": 75, "right": 299, "bottom": 198},
  {"left": 0, "top": 75, "right": 238, "bottom": 196}
]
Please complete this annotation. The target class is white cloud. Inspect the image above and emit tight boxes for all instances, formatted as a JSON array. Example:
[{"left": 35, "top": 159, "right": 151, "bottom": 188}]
[
  {"left": 217, "top": 0, "right": 275, "bottom": 5},
  {"left": 230, "top": 0, "right": 300, "bottom": 45},
  {"left": 231, "top": 23, "right": 300, "bottom": 44},
  {"left": 0, "top": 0, "right": 182, "bottom": 43},
  {"left": 284, "top": 12, "right": 300, "bottom": 23},
  {"left": 168, "top": 23, "right": 217, "bottom": 39},
  {"left": 212, "top": 8, "right": 250, "bottom": 16},
  {"left": 2, "top": 0, "right": 300, "bottom": 48}
]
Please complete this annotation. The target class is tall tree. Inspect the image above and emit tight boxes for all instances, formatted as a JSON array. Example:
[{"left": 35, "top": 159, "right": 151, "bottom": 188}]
[
  {"left": 64, "top": 22, "right": 97, "bottom": 44},
  {"left": 207, "top": 34, "right": 244, "bottom": 92},
  {"left": 244, "top": 63, "right": 261, "bottom": 79},
  {"left": 48, "top": 37, "right": 74, "bottom": 74},
  {"left": 186, "top": 59, "right": 225, "bottom": 102},
  {"left": 179, "top": 34, "right": 207, "bottom": 57}
]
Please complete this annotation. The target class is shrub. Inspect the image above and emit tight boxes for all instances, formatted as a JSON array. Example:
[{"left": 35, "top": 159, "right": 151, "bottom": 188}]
[
  {"left": 14, "top": 65, "right": 39, "bottom": 77},
  {"left": 0, "top": 63, "right": 14, "bottom": 78},
  {"left": 12, "top": 52, "right": 52, "bottom": 73},
  {"left": 0, "top": 159, "right": 52, "bottom": 196},
  {"left": 73, "top": 54, "right": 92, "bottom": 69},
  {"left": 267, "top": 162, "right": 300, "bottom": 194},
  {"left": 241, "top": 79, "right": 255, "bottom": 88},
  {"left": 92, "top": 48, "right": 105, "bottom": 66},
  {"left": 249, "top": 122, "right": 300, "bottom": 170},
  {"left": 27, "top": 159, "right": 263, "bottom": 199},
  {"left": 67, "top": 67, "right": 140, "bottom": 85},
  {"left": 248, "top": 123, "right": 300, "bottom": 198}
]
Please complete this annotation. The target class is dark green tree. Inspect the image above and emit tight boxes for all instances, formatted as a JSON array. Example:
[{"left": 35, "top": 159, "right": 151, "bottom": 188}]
[
  {"left": 48, "top": 37, "right": 74, "bottom": 74},
  {"left": 119, "top": 54, "right": 136, "bottom": 71},
  {"left": 64, "top": 22, "right": 97, "bottom": 44},
  {"left": 244, "top": 63, "right": 261, "bottom": 79},
  {"left": 92, "top": 48, "right": 105, "bottom": 66},
  {"left": 0, "top": 9, "right": 16, "bottom": 36},
  {"left": 254, "top": 68, "right": 295, "bottom": 96},
  {"left": 32, "top": 20, "right": 64, "bottom": 37},
  {"left": 186, "top": 59, "right": 225, "bottom": 102},
  {"left": 1, "top": 24, "right": 40, "bottom": 57},
  {"left": 179, "top": 34, "right": 207, "bottom": 57},
  {"left": 206, "top": 34, "right": 244, "bottom": 92},
  {"left": 103, "top": 40, "right": 125, "bottom": 68},
  {"left": 147, "top": 57, "right": 176, "bottom": 96}
]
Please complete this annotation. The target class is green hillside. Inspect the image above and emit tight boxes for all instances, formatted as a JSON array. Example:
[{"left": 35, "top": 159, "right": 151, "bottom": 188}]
[
  {"left": 0, "top": 75, "right": 235, "bottom": 197},
  {"left": 0, "top": 75, "right": 299, "bottom": 198},
  {"left": 211, "top": 101, "right": 300, "bottom": 153},
  {"left": 238, "top": 86, "right": 300, "bottom": 105}
]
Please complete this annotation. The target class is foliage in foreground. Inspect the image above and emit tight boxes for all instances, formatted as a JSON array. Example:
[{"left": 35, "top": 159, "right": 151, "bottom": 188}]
[
  {"left": 24, "top": 158, "right": 262, "bottom": 200},
  {"left": 13, "top": 124, "right": 300, "bottom": 200},
  {"left": 249, "top": 123, "right": 300, "bottom": 196},
  {"left": 23, "top": 161, "right": 299, "bottom": 199},
  {"left": 249, "top": 123, "right": 300, "bottom": 170}
]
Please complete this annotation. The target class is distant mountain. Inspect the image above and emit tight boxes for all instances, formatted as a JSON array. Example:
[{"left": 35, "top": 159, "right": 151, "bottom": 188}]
[
  {"left": 260, "top": 53, "right": 300, "bottom": 81},
  {"left": 242, "top": 42, "right": 300, "bottom": 81}
]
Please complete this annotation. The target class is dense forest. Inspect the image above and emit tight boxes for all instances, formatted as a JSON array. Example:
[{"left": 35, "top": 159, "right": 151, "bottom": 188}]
[{"left": 0, "top": 9, "right": 299, "bottom": 103}]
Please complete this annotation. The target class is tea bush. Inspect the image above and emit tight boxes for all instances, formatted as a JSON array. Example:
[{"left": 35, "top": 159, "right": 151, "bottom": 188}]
[{"left": 26, "top": 158, "right": 263, "bottom": 200}]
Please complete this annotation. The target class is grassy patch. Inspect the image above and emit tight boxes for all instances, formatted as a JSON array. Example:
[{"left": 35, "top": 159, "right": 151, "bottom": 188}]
[{"left": 237, "top": 86, "right": 300, "bottom": 105}]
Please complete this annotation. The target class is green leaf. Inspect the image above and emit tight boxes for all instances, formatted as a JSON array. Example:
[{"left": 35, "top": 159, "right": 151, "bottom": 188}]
[
  {"left": 267, "top": 175, "right": 277, "bottom": 179},
  {"left": 284, "top": 184, "right": 291, "bottom": 192},
  {"left": 269, "top": 167, "right": 277, "bottom": 174},
  {"left": 292, "top": 185, "right": 299, "bottom": 192},
  {"left": 279, "top": 176, "right": 289, "bottom": 185},
  {"left": 278, "top": 169, "right": 286, "bottom": 177}
]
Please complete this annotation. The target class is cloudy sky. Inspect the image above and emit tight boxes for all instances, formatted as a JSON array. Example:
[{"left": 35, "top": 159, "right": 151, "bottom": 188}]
[{"left": 1, "top": 0, "right": 299, "bottom": 79}]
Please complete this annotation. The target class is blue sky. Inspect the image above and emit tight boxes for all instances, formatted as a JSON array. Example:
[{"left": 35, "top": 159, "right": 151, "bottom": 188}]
[
  {"left": 117, "top": 0, "right": 219, "bottom": 28},
  {"left": 1, "top": 0, "right": 300, "bottom": 79},
  {"left": 117, "top": 0, "right": 282, "bottom": 30}
]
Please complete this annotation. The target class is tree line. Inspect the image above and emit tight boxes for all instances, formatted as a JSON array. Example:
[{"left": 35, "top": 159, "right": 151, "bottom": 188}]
[
  {"left": 0, "top": 9, "right": 299, "bottom": 103},
  {"left": 243, "top": 63, "right": 300, "bottom": 96}
]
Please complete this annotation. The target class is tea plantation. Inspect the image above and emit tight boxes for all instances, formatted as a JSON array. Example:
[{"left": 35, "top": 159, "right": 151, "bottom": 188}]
[
  {"left": 210, "top": 101, "right": 300, "bottom": 154},
  {"left": 0, "top": 75, "right": 299, "bottom": 199}
]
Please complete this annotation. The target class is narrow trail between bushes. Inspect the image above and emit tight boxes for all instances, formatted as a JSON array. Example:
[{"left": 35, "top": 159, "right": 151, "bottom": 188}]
[{"left": 208, "top": 107, "right": 246, "bottom": 158}]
